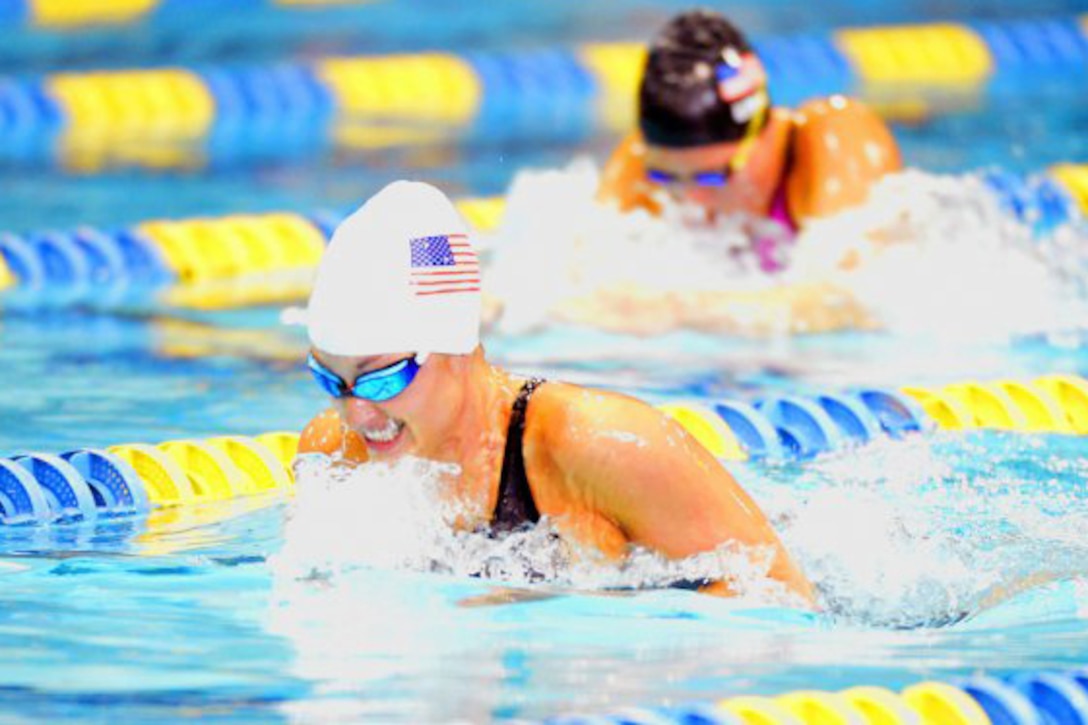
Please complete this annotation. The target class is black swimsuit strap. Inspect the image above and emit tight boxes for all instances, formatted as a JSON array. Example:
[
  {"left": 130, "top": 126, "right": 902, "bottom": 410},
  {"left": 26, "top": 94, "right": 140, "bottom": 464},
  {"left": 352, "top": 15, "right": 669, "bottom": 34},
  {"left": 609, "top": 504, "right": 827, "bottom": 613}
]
[{"left": 491, "top": 378, "right": 546, "bottom": 533}]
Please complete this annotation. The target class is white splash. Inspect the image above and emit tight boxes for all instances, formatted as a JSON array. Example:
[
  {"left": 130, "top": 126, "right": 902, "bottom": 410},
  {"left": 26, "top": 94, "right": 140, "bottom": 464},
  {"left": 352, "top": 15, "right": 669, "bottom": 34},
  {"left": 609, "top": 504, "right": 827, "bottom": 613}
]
[
  {"left": 487, "top": 159, "right": 772, "bottom": 335},
  {"left": 271, "top": 455, "right": 457, "bottom": 579},
  {"left": 794, "top": 170, "right": 1088, "bottom": 342},
  {"left": 269, "top": 437, "right": 1088, "bottom": 633},
  {"left": 271, "top": 455, "right": 796, "bottom": 602},
  {"left": 750, "top": 435, "right": 1088, "bottom": 628},
  {"left": 486, "top": 161, "right": 1088, "bottom": 341},
  {"left": 266, "top": 455, "right": 807, "bottom": 721}
]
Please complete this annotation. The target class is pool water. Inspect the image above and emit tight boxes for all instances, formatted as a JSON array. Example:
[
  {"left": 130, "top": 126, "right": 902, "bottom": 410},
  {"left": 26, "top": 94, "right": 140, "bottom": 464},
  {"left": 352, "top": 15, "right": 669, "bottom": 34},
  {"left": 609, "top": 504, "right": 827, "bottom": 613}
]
[{"left": 1, "top": 0, "right": 1088, "bottom": 722}]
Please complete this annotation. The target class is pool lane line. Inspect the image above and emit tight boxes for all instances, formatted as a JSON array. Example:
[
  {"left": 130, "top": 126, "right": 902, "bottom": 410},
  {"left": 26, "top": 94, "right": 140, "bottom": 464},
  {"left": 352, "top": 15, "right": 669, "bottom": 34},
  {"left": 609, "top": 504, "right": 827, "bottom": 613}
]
[{"left": 1, "top": 15, "right": 1085, "bottom": 170}]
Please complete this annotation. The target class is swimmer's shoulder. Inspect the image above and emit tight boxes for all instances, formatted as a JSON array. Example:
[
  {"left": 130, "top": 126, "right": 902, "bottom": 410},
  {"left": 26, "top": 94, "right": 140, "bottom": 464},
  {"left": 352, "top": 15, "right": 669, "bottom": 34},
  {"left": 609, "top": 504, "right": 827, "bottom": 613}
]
[
  {"left": 524, "top": 382, "right": 704, "bottom": 490},
  {"left": 598, "top": 131, "right": 662, "bottom": 215},
  {"left": 526, "top": 383, "right": 666, "bottom": 448},
  {"left": 785, "top": 95, "right": 903, "bottom": 222},
  {"left": 523, "top": 383, "right": 704, "bottom": 546},
  {"left": 789, "top": 96, "right": 901, "bottom": 167},
  {"left": 791, "top": 95, "right": 887, "bottom": 129}
]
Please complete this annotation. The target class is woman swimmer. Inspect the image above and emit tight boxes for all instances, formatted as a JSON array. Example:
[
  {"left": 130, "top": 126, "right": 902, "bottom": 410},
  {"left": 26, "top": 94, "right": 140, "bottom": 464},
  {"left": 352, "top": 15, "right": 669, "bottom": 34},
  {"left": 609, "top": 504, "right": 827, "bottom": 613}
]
[
  {"left": 509, "top": 10, "right": 904, "bottom": 337},
  {"left": 599, "top": 9, "right": 902, "bottom": 242},
  {"left": 297, "top": 181, "right": 814, "bottom": 604}
]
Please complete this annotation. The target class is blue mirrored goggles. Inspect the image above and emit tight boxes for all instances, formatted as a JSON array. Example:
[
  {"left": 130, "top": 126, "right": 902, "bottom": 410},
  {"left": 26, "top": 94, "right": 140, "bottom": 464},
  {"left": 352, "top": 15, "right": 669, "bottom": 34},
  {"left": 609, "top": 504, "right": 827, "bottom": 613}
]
[
  {"left": 307, "top": 353, "right": 423, "bottom": 402},
  {"left": 646, "top": 167, "right": 732, "bottom": 188}
]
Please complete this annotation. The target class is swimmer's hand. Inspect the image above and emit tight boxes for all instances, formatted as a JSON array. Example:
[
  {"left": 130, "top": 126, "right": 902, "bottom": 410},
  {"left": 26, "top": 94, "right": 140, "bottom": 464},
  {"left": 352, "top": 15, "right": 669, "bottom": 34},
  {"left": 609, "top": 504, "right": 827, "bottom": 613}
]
[
  {"left": 480, "top": 291, "right": 505, "bottom": 333},
  {"left": 552, "top": 283, "right": 684, "bottom": 336},
  {"left": 456, "top": 587, "right": 563, "bottom": 608},
  {"left": 297, "top": 408, "right": 369, "bottom": 465},
  {"left": 551, "top": 282, "right": 877, "bottom": 336}
]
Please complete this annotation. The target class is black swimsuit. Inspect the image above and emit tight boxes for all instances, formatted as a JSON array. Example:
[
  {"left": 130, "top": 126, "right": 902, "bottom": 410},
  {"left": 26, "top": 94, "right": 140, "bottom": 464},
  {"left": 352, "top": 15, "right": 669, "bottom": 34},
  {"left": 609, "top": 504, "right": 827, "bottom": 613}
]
[
  {"left": 490, "top": 378, "right": 545, "bottom": 533},
  {"left": 484, "top": 379, "right": 710, "bottom": 591}
]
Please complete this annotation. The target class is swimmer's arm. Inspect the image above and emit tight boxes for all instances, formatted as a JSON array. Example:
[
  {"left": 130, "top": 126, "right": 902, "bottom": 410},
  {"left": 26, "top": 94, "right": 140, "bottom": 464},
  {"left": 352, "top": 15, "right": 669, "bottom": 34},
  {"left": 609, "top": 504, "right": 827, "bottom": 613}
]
[
  {"left": 542, "top": 390, "right": 814, "bottom": 603},
  {"left": 597, "top": 132, "right": 662, "bottom": 215},
  {"left": 480, "top": 290, "right": 505, "bottom": 332},
  {"left": 786, "top": 97, "right": 902, "bottom": 227},
  {"left": 677, "top": 283, "right": 878, "bottom": 335},
  {"left": 553, "top": 282, "right": 876, "bottom": 336},
  {"left": 297, "top": 407, "right": 369, "bottom": 464}
]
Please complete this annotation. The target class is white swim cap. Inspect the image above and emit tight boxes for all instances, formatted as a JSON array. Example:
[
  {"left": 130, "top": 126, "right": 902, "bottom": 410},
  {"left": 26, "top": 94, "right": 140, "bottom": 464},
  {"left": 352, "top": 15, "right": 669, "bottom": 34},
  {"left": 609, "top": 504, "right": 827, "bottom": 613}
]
[{"left": 307, "top": 181, "right": 482, "bottom": 356}]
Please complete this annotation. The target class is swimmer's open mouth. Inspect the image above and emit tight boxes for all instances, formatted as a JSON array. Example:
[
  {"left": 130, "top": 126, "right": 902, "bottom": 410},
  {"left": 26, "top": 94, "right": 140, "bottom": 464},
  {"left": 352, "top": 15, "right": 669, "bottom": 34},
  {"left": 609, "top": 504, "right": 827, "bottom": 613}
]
[{"left": 361, "top": 418, "right": 405, "bottom": 445}]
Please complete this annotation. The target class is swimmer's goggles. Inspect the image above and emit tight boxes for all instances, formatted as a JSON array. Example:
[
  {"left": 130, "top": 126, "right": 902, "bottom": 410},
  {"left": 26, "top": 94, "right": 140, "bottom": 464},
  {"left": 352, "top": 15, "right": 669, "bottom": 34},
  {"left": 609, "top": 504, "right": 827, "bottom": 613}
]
[
  {"left": 645, "top": 107, "right": 767, "bottom": 188},
  {"left": 307, "top": 353, "right": 426, "bottom": 402}
]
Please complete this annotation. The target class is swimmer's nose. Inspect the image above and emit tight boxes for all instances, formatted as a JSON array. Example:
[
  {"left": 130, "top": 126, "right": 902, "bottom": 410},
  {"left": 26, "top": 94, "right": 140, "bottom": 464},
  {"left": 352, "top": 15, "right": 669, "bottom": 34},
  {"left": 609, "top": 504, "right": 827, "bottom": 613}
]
[
  {"left": 339, "top": 397, "right": 389, "bottom": 432},
  {"left": 683, "top": 184, "right": 716, "bottom": 206}
]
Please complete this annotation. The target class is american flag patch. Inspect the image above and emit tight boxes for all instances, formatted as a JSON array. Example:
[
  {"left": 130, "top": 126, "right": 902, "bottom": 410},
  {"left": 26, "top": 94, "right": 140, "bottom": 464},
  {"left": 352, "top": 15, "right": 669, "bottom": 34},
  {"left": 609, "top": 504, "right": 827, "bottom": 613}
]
[
  {"left": 715, "top": 53, "right": 766, "bottom": 103},
  {"left": 408, "top": 234, "right": 480, "bottom": 297}
]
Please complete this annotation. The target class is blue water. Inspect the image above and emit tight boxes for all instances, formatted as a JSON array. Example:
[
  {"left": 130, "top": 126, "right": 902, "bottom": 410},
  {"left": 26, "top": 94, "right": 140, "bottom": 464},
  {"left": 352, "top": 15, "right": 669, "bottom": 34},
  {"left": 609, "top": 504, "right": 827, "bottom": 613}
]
[
  {"left": 0, "top": 431, "right": 1086, "bottom": 721},
  {"left": 2, "top": 0, "right": 1088, "bottom": 722}
]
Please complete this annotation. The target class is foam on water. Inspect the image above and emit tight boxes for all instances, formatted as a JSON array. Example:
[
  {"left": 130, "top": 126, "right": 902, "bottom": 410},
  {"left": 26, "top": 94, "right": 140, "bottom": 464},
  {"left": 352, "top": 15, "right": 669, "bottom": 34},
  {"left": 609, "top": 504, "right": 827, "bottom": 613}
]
[
  {"left": 271, "top": 433, "right": 1088, "bottom": 633},
  {"left": 272, "top": 455, "right": 793, "bottom": 603},
  {"left": 751, "top": 434, "right": 1088, "bottom": 628},
  {"left": 263, "top": 438, "right": 1088, "bottom": 722},
  {"left": 267, "top": 456, "right": 802, "bottom": 721},
  {"left": 486, "top": 161, "right": 1088, "bottom": 342}
]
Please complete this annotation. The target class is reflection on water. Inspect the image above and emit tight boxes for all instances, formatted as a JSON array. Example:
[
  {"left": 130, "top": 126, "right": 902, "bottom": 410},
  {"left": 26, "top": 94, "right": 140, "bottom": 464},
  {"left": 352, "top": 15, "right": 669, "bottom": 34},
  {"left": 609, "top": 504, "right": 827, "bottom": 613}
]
[
  {"left": 0, "top": 429, "right": 1086, "bottom": 720},
  {"left": 255, "top": 431, "right": 1088, "bottom": 719}
]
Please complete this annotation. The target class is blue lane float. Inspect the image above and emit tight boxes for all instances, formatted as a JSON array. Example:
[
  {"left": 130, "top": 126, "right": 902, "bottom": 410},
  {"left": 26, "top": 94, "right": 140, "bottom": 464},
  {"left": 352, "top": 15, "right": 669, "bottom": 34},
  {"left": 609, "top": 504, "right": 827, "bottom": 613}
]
[
  {"left": 713, "top": 400, "right": 785, "bottom": 461},
  {"left": 13, "top": 454, "right": 98, "bottom": 522},
  {"left": 306, "top": 209, "right": 344, "bottom": 241},
  {"left": 435, "top": 47, "right": 597, "bottom": 144},
  {"left": 958, "top": 676, "right": 1045, "bottom": 725},
  {"left": 756, "top": 34, "right": 855, "bottom": 107},
  {"left": 109, "top": 229, "right": 175, "bottom": 285},
  {"left": 0, "top": 450, "right": 151, "bottom": 525},
  {"left": 0, "top": 79, "right": 58, "bottom": 164},
  {"left": 982, "top": 169, "right": 1076, "bottom": 237},
  {"left": 25, "top": 231, "right": 93, "bottom": 305},
  {"left": 0, "top": 232, "right": 46, "bottom": 293},
  {"left": 0, "top": 458, "right": 50, "bottom": 525},
  {"left": 974, "top": 17, "right": 1088, "bottom": 76},
  {"left": 61, "top": 449, "right": 150, "bottom": 515},
  {"left": 815, "top": 393, "right": 884, "bottom": 445},
  {"left": 853, "top": 388, "right": 929, "bottom": 438},
  {"left": 758, "top": 396, "right": 846, "bottom": 459},
  {"left": 1008, "top": 672, "right": 1088, "bottom": 725},
  {"left": 71, "top": 227, "right": 128, "bottom": 288}
]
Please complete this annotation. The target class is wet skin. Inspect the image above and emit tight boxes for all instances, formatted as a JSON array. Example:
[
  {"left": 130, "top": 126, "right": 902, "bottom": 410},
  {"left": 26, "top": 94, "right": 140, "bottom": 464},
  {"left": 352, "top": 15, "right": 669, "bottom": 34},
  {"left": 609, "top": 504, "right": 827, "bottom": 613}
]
[{"left": 303, "top": 347, "right": 815, "bottom": 604}]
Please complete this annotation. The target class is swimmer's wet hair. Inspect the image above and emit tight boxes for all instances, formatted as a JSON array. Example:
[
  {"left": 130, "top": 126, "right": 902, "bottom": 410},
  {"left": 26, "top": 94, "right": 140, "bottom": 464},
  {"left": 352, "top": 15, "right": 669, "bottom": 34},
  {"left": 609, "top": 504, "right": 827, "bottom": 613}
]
[{"left": 639, "top": 9, "right": 768, "bottom": 148}]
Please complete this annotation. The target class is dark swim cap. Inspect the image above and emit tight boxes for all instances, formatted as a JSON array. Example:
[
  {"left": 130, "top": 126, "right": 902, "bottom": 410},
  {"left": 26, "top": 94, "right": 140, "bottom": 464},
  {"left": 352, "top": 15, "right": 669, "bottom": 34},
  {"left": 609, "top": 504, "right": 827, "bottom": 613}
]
[{"left": 639, "top": 9, "right": 770, "bottom": 148}]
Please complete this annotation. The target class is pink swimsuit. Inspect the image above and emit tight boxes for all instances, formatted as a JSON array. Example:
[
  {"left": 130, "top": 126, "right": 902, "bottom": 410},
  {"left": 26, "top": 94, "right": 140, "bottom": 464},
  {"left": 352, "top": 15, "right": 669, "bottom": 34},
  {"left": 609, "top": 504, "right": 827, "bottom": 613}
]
[{"left": 753, "top": 181, "right": 797, "bottom": 273}]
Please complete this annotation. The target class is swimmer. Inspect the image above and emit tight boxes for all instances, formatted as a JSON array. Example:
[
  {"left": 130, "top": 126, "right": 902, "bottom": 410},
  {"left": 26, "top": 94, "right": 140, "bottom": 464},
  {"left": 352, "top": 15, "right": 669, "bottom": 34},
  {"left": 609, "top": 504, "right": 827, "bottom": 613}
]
[
  {"left": 486, "top": 11, "right": 902, "bottom": 337},
  {"left": 599, "top": 9, "right": 902, "bottom": 239},
  {"left": 297, "top": 180, "right": 814, "bottom": 603}
]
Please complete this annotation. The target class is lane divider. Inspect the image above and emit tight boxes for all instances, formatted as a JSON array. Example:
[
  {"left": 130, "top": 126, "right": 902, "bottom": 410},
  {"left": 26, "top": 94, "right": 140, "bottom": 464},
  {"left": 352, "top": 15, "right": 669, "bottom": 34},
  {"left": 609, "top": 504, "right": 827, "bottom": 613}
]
[
  {"left": 659, "top": 374, "right": 1088, "bottom": 462},
  {"left": 2, "top": 372, "right": 1084, "bottom": 523},
  {"left": 834, "top": 23, "right": 994, "bottom": 87},
  {"left": 3, "top": 0, "right": 379, "bottom": 29},
  {"left": 1049, "top": 164, "right": 1088, "bottom": 217},
  {"left": 0, "top": 16, "right": 1085, "bottom": 169},
  {"left": 2, "top": 161, "right": 1083, "bottom": 311},
  {"left": 27, "top": 0, "right": 158, "bottom": 28},
  {"left": 543, "top": 667, "right": 1088, "bottom": 724},
  {"left": 0, "top": 433, "right": 297, "bottom": 525},
  {"left": 0, "top": 197, "right": 502, "bottom": 310}
]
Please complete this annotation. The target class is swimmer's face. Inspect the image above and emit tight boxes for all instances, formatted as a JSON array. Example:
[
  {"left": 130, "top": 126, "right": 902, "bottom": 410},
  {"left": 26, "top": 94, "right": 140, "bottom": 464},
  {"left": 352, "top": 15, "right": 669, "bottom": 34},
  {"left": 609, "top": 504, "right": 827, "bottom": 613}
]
[
  {"left": 314, "top": 350, "right": 465, "bottom": 463},
  {"left": 644, "top": 139, "right": 767, "bottom": 220}
]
